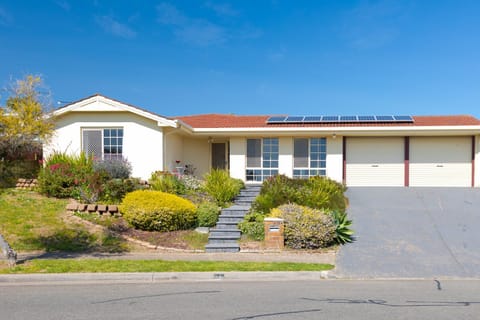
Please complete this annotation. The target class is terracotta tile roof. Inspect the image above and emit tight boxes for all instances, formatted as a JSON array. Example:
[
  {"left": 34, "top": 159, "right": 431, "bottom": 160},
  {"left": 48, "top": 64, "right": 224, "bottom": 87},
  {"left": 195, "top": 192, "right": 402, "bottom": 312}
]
[{"left": 176, "top": 114, "right": 480, "bottom": 129}]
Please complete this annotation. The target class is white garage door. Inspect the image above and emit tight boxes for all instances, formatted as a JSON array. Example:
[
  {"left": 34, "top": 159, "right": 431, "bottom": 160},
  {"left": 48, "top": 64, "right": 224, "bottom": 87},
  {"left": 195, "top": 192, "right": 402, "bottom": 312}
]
[
  {"left": 410, "top": 137, "right": 471, "bottom": 187},
  {"left": 346, "top": 137, "right": 405, "bottom": 186}
]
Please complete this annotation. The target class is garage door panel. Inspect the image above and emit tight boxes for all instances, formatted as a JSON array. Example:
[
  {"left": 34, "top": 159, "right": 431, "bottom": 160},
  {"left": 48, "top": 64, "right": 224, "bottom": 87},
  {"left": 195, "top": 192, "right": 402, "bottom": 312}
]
[
  {"left": 410, "top": 137, "right": 471, "bottom": 187},
  {"left": 346, "top": 137, "right": 404, "bottom": 187}
]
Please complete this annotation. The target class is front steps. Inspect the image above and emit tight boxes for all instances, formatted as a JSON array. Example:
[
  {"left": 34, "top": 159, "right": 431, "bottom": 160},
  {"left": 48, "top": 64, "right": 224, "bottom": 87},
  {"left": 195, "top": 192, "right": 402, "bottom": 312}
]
[{"left": 205, "top": 185, "right": 261, "bottom": 253}]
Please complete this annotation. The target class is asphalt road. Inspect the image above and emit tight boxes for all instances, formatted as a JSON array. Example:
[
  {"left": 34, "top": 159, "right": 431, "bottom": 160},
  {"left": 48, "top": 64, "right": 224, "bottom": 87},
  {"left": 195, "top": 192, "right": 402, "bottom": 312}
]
[
  {"left": 1, "top": 280, "right": 479, "bottom": 319},
  {"left": 336, "top": 187, "right": 480, "bottom": 278}
]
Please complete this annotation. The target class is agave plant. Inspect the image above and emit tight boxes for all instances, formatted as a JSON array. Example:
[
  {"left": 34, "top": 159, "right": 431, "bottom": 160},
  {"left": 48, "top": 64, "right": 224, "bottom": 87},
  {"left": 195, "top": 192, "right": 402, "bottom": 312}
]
[{"left": 331, "top": 210, "right": 354, "bottom": 245}]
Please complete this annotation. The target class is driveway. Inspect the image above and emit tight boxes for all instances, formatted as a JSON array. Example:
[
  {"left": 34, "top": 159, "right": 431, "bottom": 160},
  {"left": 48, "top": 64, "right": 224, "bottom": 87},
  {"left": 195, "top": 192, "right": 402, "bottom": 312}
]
[{"left": 335, "top": 187, "right": 480, "bottom": 278}]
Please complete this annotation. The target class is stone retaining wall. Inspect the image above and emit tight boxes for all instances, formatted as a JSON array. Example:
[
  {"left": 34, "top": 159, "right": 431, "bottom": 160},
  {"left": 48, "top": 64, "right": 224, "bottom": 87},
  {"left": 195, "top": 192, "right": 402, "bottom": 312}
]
[
  {"left": 66, "top": 203, "right": 120, "bottom": 215},
  {"left": 16, "top": 178, "right": 38, "bottom": 189}
]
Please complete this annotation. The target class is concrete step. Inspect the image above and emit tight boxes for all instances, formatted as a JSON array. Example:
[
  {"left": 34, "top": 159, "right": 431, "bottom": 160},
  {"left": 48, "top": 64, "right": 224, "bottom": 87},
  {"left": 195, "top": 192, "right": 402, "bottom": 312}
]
[
  {"left": 224, "top": 204, "right": 251, "bottom": 211},
  {"left": 217, "top": 216, "right": 244, "bottom": 224},
  {"left": 235, "top": 201, "right": 253, "bottom": 206},
  {"left": 235, "top": 196, "right": 257, "bottom": 201},
  {"left": 205, "top": 243, "right": 240, "bottom": 253},
  {"left": 221, "top": 209, "right": 249, "bottom": 216},
  {"left": 238, "top": 190, "right": 260, "bottom": 196},
  {"left": 209, "top": 229, "right": 241, "bottom": 237},
  {"left": 215, "top": 223, "right": 240, "bottom": 229},
  {"left": 207, "top": 235, "right": 240, "bottom": 244}
]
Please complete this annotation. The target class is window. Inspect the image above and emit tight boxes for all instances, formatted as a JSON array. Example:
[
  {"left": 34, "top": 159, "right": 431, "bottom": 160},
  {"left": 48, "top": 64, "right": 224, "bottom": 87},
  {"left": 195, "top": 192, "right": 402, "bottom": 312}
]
[
  {"left": 293, "top": 138, "right": 326, "bottom": 178},
  {"left": 82, "top": 128, "right": 124, "bottom": 160},
  {"left": 246, "top": 138, "right": 279, "bottom": 182}
]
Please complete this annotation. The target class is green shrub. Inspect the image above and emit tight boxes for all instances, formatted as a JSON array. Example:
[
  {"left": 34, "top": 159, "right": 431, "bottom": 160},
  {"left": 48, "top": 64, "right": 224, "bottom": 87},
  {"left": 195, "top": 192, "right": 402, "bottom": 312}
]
[
  {"left": 271, "top": 204, "right": 336, "bottom": 249},
  {"left": 196, "top": 201, "right": 221, "bottom": 227},
  {"left": 239, "top": 212, "right": 265, "bottom": 241},
  {"left": 252, "top": 175, "right": 302, "bottom": 213},
  {"left": 100, "top": 178, "right": 144, "bottom": 204},
  {"left": 252, "top": 175, "right": 347, "bottom": 214},
  {"left": 93, "top": 158, "right": 132, "bottom": 179},
  {"left": 331, "top": 210, "right": 354, "bottom": 245},
  {"left": 297, "top": 176, "right": 347, "bottom": 212},
  {"left": 37, "top": 152, "right": 93, "bottom": 198},
  {"left": 72, "top": 170, "right": 109, "bottom": 204},
  {"left": 149, "top": 171, "right": 186, "bottom": 194},
  {"left": 203, "top": 169, "right": 243, "bottom": 206},
  {"left": 0, "top": 159, "right": 40, "bottom": 188},
  {"left": 179, "top": 175, "right": 204, "bottom": 192},
  {"left": 120, "top": 190, "right": 197, "bottom": 231}
]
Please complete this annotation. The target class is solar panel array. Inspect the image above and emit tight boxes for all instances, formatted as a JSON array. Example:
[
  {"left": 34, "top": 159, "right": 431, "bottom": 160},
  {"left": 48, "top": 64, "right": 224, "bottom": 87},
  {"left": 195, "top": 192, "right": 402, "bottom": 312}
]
[{"left": 266, "top": 115, "right": 414, "bottom": 124}]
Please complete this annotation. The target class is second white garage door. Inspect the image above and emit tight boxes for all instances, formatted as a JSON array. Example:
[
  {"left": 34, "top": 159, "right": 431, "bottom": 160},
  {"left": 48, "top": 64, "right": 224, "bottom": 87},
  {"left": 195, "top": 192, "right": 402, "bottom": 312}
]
[
  {"left": 409, "top": 137, "right": 472, "bottom": 187},
  {"left": 346, "top": 137, "right": 405, "bottom": 186}
]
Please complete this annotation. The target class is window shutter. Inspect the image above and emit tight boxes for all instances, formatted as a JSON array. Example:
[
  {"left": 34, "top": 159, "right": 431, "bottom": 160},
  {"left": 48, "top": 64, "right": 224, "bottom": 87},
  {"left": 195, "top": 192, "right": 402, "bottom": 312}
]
[
  {"left": 294, "top": 138, "right": 309, "bottom": 168},
  {"left": 247, "top": 139, "right": 261, "bottom": 167},
  {"left": 82, "top": 130, "right": 102, "bottom": 160}
]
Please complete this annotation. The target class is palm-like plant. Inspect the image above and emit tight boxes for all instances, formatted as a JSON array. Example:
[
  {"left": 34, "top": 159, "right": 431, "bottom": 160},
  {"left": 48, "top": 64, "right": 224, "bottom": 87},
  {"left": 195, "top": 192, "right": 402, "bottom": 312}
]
[{"left": 331, "top": 210, "right": 354, "bottom": 245}]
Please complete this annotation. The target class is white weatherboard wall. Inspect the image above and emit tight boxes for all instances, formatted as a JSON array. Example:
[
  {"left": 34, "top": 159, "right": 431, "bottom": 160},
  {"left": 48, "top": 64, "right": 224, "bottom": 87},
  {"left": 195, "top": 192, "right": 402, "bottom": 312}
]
[
  {"left": 45, "top": 112, "right": 163, "bottom": 180},
  {"left": 229, "top": 137, "right": 246, "bottom": 181},
  {"left": 279, "top": 137, "right": 293, "bottom": 177},
  {"left": 346, "top": 137, "right": 404, "bottom": 186},
  {"left": 410, "top": 136, "right": 471, "bottom": 187},
  {"left": 326, "top": 137, "right": 343, "bottom": 184}
]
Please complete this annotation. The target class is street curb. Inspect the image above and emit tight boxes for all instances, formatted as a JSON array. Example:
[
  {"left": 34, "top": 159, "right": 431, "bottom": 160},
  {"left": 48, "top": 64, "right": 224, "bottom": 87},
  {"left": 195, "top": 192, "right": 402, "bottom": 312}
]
[{"left": 0, "top": 271, "right": 332, "bottom": 284}]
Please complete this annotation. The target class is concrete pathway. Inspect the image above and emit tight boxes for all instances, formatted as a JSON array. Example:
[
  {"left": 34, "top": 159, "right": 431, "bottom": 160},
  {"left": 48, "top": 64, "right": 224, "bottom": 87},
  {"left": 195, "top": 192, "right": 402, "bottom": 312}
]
[
  {"left": 335, "top": 187, "right": 480, "bottom": 278},
  {"left": 16, "top": 250, "right": 335, "bottom": 265}
]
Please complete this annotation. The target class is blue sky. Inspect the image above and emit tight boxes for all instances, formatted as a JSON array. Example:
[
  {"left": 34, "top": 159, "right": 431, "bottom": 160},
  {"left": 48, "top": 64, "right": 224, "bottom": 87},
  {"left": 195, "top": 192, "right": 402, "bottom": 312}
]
[{"left": 1, "top": 0, "right": 480, "bottom": 117}]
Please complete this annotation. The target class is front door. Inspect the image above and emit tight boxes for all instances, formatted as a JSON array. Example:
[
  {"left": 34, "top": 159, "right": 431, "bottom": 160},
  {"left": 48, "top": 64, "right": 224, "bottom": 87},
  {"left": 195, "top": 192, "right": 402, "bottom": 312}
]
[{"left": 212, "top": 142, "right": 227, "bottom": 169}]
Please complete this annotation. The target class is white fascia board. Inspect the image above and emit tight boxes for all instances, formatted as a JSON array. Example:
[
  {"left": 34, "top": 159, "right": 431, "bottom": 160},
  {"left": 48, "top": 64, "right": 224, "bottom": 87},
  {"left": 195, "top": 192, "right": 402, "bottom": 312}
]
[
  {"left": 190, "top": 125, "right": 480, "bottom": 136},
  {"left": 54, "top": 95, "right": 178, "bottom": 128}
]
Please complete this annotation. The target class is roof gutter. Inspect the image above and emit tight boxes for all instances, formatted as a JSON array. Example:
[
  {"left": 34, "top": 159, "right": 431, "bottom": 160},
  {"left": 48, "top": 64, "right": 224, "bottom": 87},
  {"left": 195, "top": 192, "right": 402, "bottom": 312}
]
[{"left": 187, "top": 125, "right": 480, "bottom": 136}]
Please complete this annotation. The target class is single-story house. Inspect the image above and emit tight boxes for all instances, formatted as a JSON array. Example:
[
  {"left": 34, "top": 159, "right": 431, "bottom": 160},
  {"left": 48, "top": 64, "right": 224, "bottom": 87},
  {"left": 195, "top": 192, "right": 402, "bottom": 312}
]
[{"left": 44, "top": 94, "right": 480, "bottom": 187}]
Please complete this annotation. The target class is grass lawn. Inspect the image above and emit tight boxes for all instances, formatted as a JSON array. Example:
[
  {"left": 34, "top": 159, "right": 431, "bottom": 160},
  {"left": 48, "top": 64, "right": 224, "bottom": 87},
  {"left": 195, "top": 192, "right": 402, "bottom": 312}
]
[
  {"left": 0, "top": 259, "right": 334, "bottom": 274},
  {"left": 0, "top": 189, "right": 129, "bottom": 252}
]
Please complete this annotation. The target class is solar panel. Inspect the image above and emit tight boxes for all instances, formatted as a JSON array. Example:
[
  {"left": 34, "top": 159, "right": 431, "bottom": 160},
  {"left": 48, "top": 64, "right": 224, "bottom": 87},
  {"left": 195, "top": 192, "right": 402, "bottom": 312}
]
[
  {"left": 266, "top": 116, "right": 287, "bottom": 123},
  {"left": 285, "top": 116, "right": 304, "bottom": 122},
  {"left": 358, "top": 115, "right": 376, "bottom": 121},
  {"left": 340, "top": 116, "right": 358, "bottom": 121},
  {"left": 393, "top": 115, "right": 413, "bottom": 121},
  {"left": 303, "top": 116, "right": 323, "bottom": 122},
  {"left": 322, "top": 116, "right": 340, "bottom": 122},
  {"left": 266, "top": 114, "right": 414, "bottom": 124},
  {"left": 376, "top": 115, "right": 395, "bottom": 121}
]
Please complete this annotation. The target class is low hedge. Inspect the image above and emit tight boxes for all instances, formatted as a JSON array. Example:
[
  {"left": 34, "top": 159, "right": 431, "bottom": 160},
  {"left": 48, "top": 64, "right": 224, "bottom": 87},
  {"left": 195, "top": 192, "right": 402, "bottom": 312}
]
[
  {"left": 253, "top": 175, "right": 347, "bottom": 214},
  {"left": 121, "top": 190, "right": 197, "bottom": 231},
  {"left": 271, "top": 203, "right": 336, "bottom": 249}
]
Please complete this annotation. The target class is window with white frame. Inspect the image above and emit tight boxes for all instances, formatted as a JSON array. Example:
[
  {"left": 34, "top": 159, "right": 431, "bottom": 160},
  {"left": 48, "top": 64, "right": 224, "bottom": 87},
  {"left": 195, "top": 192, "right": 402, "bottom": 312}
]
[
  {"left": 246, "top": 138, "right": 279, "bottom": 182},
  {"left": 82, "top": 128, "right": 124, "bottom": 160},
  {"left": 293, "top": 137, "right": 326, "bottom": 178}
]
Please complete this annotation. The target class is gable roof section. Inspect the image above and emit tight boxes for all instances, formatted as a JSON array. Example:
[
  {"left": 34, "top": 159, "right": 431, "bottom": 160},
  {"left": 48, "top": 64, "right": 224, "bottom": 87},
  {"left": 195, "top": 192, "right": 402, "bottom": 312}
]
[
  {"left": 54, "top": 94, "right": 179, "bottom": 128},
  {"left": 177, "top": 114, "right": 480, "bottom": 129}
]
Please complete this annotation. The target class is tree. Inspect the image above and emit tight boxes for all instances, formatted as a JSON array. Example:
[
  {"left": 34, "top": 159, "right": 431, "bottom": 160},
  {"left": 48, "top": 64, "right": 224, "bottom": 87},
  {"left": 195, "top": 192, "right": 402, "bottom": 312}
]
[
  {"left": 0, "top": 75, "right": 54, "bottom": 187},
  {"left": 0, "top": 75, "right": 54, "bottom": 159}
]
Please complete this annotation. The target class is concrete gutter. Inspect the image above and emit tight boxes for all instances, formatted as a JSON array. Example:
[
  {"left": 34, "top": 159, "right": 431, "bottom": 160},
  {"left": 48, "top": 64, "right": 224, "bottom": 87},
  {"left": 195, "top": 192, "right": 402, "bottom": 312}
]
[{"left": 0, "top": 271, "right": 332, "bottom": 285}]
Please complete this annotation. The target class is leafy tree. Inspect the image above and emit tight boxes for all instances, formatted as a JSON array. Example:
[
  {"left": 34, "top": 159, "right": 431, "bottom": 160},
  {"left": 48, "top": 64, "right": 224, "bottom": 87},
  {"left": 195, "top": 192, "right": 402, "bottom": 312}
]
[
  {"left": 0, "top": 75, "right": 54, "bottom": 187},
  {"left": 0, "top": 75, "right": 54, "bottom": 159}
]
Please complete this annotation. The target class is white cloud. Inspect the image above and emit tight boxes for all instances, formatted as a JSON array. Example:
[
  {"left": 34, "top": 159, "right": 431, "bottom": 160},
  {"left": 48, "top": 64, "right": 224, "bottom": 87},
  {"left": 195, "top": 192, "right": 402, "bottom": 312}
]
[
  {"left": 341, "top": 0, "right": 408, "bottom": 49},
  {"left": 156, "top": 2, "right": 188, "bottom": 25},
  {"left": 96, "top": 15, "right": 136, "bottom": 39},
  {"left": 54, "top": 0, "right": 71, "bottom": 11},
  {"left": 0, "top": 7, "right": 13, "bottom": 26},
  {"left": 204, "top": 2, "right": 239, "bottom": 17},
  {"left": 267, "top": 49, "right": 286, "bottom": 62},
  {"left": 175, "top": 20, "right": 226, "bottom": 46},
  {"left": 156, "top": 2, "right": 226, "bottom": 46}
]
